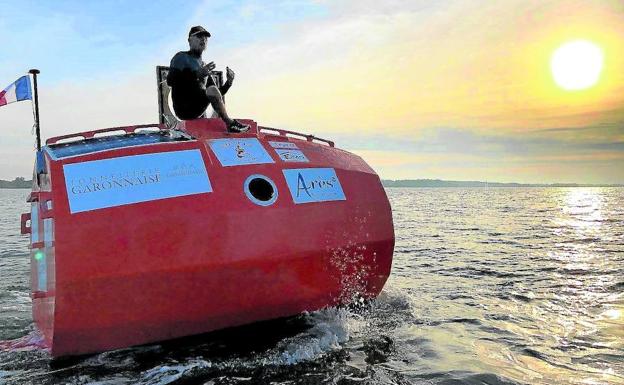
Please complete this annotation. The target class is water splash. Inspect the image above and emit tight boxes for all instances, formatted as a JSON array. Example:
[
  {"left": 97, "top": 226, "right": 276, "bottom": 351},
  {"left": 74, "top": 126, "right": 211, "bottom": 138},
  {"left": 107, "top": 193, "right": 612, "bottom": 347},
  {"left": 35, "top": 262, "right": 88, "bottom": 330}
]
[{"left": 0, "top": 329, "right": 47, "bottom": 352}]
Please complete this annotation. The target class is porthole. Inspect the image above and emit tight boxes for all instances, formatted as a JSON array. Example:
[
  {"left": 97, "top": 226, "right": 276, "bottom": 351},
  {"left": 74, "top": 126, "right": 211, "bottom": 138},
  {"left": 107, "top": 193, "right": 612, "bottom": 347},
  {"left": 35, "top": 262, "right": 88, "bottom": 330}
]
[{"left": 244, "top": 174, "right": 278, "bottom": 206}]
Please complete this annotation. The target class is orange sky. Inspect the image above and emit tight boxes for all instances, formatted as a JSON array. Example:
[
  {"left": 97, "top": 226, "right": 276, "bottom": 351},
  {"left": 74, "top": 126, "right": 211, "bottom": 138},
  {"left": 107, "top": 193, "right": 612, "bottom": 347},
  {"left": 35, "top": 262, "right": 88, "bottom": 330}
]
[
  {"left": 226, "top": 0, "right": 624, "bottom": 183},
  {"left": 1, "top": 0, "right": 623, "bottom": 183},
  {"left": 231, "top": 1, "right": 624, "bottom": 133}
]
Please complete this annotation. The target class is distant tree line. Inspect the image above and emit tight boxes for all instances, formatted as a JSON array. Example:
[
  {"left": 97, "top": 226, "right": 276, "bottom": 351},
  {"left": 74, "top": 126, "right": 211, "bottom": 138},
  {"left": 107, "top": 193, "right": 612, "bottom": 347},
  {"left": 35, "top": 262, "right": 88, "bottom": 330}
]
[
  {"left": 0, "top": 177, "right": 32, "bottom": 189},
  {"left": 381, "top": 179, "right": 623, "bottom": 188},
  {"left": 1, "top": 177, "right": 621, "bottom": 189}
]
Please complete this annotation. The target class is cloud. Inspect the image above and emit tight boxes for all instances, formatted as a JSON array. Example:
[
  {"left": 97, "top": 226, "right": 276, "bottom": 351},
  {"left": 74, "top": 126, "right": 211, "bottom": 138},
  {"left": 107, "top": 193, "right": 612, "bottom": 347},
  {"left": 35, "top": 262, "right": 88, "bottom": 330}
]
[
  {"left": 354, "top": 147, "right": 624, "bottom": 183},
  {"left": 345, "top": 127, "right": 624, "bottom": 183},
  {"left": 1, "top": 0, "right": 623, "bottom": 183},
  {"left": 209, "top": 0, "right": 624, "bottom": 140}
]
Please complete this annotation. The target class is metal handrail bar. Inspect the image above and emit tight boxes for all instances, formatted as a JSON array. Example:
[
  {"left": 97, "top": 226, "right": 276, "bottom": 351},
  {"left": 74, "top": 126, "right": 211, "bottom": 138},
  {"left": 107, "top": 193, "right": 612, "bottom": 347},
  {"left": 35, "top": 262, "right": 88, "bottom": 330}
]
[
  {"left": 46, "top": 123, "right": 167, "bottom": 145},
  {"left": 258, "top": 126, "right": 334, "bottom": 147}
]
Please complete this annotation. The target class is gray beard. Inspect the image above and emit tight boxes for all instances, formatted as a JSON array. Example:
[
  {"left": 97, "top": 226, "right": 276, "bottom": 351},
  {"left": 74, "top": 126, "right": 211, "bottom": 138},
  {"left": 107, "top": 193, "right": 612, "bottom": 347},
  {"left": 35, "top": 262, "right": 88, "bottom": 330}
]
[{"left": 189, "top": 42, "right": 205, "bottom": 54}]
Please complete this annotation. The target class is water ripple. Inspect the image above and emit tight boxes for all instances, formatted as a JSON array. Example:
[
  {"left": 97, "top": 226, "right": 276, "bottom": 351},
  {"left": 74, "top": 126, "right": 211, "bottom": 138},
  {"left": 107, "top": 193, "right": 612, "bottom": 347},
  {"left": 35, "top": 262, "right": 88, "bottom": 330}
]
[{"left": 0, "top": 188, "right": 623, "bottom": 384}]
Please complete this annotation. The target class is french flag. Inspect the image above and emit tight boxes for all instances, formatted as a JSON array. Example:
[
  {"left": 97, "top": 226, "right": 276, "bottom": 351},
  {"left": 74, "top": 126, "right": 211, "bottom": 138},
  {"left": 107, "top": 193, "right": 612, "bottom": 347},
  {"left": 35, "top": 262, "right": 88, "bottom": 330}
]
[{"left": 0, "top": 76, "right": 32, "bottom": 107}]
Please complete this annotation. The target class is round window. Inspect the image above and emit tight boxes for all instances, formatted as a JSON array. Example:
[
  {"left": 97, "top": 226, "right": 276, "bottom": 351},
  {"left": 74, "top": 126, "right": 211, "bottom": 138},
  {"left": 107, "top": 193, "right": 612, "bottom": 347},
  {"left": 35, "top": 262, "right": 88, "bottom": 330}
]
[{"left": 244, "top": 175, "right": 278, "bottom": 206}]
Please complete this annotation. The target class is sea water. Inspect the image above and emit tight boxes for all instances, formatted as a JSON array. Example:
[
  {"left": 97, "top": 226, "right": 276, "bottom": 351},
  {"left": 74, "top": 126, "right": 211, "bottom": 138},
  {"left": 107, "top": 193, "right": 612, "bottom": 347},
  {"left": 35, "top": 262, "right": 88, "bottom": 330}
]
[{"left": 0, "top": 187, "right": 622, "bottom": 385}]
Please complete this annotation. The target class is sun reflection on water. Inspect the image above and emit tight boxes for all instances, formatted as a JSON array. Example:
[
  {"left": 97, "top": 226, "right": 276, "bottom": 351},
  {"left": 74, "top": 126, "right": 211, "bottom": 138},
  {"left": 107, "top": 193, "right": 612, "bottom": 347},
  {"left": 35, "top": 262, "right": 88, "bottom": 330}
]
[
  {"left": 407, "top": 187, "right": 624, "bottom": 385},
  {"left": 561, "top": 188, "right": 605, "bottom": 228},
  {"left": 602, "top": 309, "right": 621, "bottom": 320},
  {"left": 537, "top": 188, "right": 623, "bottom": 384}
]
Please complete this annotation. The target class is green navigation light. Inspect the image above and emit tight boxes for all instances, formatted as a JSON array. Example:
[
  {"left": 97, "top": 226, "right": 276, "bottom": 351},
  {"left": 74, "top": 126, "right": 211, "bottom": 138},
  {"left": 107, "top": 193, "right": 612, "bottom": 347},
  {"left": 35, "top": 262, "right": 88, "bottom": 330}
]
[{"left": 34, "top": 251, "right": 44, "bottom": 261}]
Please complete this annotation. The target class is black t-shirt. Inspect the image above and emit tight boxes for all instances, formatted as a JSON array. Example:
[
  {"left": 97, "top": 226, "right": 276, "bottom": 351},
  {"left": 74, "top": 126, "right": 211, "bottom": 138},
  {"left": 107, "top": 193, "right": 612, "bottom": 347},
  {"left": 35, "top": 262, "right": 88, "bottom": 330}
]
[{"left": 166, "top": 51, "right": 231, "bottom": 120}]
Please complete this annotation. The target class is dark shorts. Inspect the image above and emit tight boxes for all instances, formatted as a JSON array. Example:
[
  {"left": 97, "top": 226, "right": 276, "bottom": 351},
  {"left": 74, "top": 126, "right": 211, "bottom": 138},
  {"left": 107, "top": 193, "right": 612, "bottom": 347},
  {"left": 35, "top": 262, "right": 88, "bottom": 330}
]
[{"left": 172, "top": 88, "right": 209, "bottom": 120}]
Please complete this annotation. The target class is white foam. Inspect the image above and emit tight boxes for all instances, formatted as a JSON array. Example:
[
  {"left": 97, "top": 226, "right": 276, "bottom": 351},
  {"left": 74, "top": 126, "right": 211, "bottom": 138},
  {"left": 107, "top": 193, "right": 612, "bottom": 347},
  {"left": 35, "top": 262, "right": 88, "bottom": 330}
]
[
  {"left": 86, "top": 377, "right": 134, "bottom": 385},
  {"left": 139, "top": 359, "right": 211, "bottom": 385},
  {"left": 263, "top": 308, "right": 363, "bottom": 366}
]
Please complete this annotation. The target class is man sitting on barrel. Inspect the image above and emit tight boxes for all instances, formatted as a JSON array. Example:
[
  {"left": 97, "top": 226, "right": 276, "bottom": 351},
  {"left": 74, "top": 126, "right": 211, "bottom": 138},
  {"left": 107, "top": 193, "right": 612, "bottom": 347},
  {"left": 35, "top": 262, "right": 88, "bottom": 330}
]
[{"left": 167, "top": 25, "right": 249, "bottom": 133}]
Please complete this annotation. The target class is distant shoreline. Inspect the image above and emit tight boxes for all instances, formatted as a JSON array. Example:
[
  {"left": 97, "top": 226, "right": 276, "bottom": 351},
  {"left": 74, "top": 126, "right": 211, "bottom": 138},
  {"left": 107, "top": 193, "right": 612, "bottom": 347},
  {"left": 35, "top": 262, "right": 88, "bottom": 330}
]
[
  {"left": 2, "top": 178, "right": 622, "bottom": 190},
  {"left": 381, "top": 179, "right": 624, "bottom": 188},
  {"left": 0, "top": 178, "right": 31, "bottom": 189}
]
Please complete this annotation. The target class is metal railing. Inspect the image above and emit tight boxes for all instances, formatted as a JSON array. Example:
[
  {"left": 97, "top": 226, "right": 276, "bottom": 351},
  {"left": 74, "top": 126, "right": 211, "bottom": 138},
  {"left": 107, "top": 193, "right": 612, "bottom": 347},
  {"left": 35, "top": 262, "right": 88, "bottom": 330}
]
[
  {"left": 46, "top": 124, "right": 166, "bottom": 145},
  {"left": 258, "top": 126, "right": 334, "bottom": 147}
]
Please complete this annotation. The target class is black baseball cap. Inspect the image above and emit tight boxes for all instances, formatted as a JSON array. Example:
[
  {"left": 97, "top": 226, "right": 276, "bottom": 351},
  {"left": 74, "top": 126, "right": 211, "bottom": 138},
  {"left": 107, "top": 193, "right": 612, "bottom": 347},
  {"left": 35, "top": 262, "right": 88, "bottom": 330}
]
[{"left": 189, "top": 26, "right": 211, "bottom": 38}]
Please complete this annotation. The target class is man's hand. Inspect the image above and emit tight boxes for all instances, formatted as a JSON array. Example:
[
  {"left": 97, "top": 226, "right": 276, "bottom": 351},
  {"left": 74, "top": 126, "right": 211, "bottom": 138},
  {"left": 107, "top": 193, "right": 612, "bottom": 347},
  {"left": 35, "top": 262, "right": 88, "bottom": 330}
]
[
  {"left": 226, "top": 66, "right": 235, "bottom": 83},
  {"left": 199, "top": 61, "right": 216, "bottom": 77}
]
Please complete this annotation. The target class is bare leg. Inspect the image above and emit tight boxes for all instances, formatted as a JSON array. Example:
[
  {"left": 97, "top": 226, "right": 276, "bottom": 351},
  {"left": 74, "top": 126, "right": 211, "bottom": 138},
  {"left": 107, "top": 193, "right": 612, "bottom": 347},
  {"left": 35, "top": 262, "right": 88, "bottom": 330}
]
[{"left": 205, "top": 86, "right": 233, "bottom": 125}]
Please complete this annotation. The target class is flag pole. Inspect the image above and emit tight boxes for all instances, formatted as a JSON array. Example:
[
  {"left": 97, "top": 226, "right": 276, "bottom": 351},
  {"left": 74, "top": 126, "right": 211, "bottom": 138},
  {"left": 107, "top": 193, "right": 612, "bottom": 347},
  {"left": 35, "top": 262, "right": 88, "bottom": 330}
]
[{"left": 28, "top": 69, "right": 41, "bottom": 151}]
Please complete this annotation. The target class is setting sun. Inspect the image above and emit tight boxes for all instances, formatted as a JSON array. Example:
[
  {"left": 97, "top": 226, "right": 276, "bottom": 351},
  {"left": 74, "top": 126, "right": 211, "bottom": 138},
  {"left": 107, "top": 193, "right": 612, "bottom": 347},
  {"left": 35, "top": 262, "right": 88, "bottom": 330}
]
[{"left": 550, "top": 40, "right": 604, "bottom": 91}]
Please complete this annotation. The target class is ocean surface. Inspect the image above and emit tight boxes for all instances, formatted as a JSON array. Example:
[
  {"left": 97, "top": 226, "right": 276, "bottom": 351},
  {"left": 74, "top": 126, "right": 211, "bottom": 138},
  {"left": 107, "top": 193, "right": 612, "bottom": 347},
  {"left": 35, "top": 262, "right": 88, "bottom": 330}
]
[{"left": 0, "top": 187, "right": 622, "bottom": 385}]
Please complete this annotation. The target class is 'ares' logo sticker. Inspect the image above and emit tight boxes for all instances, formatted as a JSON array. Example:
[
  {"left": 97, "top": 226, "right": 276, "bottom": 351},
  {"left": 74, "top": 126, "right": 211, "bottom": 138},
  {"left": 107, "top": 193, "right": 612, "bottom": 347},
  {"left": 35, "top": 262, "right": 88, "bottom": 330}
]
[{"left": 282, "top": 168, "right": 346, "bottom": 204}]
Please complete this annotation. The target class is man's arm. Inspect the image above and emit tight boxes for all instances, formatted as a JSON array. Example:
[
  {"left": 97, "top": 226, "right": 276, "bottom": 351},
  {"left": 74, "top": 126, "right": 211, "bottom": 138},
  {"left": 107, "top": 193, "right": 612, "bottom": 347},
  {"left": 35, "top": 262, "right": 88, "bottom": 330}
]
[{"left": 218, "top": 67, "right": 235, "bottom": 96}]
